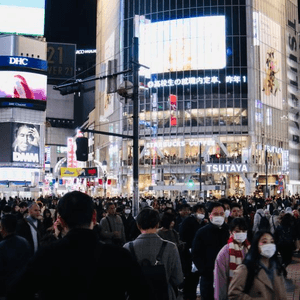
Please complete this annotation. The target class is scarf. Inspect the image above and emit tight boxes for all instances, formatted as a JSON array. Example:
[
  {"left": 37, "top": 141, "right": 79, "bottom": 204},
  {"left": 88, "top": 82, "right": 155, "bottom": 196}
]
[{"left": 228, "top": 235, "right": 251, "bottom": 281}]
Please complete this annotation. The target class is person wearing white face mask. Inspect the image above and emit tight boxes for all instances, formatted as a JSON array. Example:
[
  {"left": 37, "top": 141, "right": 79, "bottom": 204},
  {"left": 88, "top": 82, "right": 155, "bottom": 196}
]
[
  {"left": 228, "top": 231, "right": 287, "bottom": 300},
  {"left": 191, "top": 202, "right": 229, "bottom": 300},
  {"left": 179, "top": 203, "right": 208, "bottom": 300},
  {"left": 214, "top": 218, "right": 250, "bottom": 300}
]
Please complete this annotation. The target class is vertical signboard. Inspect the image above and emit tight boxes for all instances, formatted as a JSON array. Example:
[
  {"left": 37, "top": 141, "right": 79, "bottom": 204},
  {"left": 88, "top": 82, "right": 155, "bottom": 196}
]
[
  {"left": 286, "top": 0, "right": 300, "bottom": 180},
  {"left": 67, "top": 137, "right": 77, "bottom": 168},
  {"left": 169, "top": 94, "right": 177, "bottom": 126}
]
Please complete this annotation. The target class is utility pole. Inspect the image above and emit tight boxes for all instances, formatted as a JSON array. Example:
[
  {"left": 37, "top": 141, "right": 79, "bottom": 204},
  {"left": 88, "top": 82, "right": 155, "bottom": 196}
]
[
  {"left": 265, "top": 148, "right": 268, "bottom": 199},
  {"left": 132, "top": 37, "right": 139, "bottom": 217},
  {"left": 199, "top": 143, "right": 202, "bottom": 199}
]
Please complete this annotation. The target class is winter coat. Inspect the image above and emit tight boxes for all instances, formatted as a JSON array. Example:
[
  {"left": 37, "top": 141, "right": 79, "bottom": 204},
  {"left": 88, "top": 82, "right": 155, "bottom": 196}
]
[{"left": 228, "top": 263, "right": 287, "bottom": 300}]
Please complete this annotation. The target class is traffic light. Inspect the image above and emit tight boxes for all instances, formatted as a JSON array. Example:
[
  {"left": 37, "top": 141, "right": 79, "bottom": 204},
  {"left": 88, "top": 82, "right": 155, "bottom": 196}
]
[
  {"left": 107, "top": 179, "right": 112, "bottom": 185},
  {"left": 187, "top": 179, "right": 194, "bottom": 188},
  {"left": 98, "top": 179, "right": 103, "bottom": 185},
  {"left": 76, "top": 137, "right": 88, "bottom": 161},
  {"left": 59, "top": 83, "right": 81, "bottom": 95}
]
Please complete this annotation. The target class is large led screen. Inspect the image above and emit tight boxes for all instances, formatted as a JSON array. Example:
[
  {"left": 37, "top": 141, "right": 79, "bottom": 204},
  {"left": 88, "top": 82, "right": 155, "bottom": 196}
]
[
  {"left": 12, "top": 123, "right": 41, "bottom": 164},
  {"left": 0, "top": 71, "right": 47, "bottom": 101},
  {"left": 138, "top": 15, "right": 226, "bottom": 75},
  {"left": 0, "top": 0, "right": 45, "bottom": 36}
]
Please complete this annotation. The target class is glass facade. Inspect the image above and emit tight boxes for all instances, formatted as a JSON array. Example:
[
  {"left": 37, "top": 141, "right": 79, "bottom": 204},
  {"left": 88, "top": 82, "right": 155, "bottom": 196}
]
[{"left": 94, "top": 0, "right": 299, "bottom": 198}]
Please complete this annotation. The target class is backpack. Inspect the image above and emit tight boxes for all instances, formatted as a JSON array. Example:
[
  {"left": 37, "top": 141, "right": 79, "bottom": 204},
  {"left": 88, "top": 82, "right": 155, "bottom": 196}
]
[
  {"left": 257, "top": 213, "right": 270, "bottom": 231},
  {"left": 129, "top": 241, "right": 169, "bottom": 300}
]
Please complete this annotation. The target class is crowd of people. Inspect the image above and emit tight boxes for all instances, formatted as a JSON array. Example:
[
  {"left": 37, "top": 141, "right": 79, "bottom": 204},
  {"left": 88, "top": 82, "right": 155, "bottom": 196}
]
[{"left": 0, "top": 193, "right": 300, "bottom": 299}]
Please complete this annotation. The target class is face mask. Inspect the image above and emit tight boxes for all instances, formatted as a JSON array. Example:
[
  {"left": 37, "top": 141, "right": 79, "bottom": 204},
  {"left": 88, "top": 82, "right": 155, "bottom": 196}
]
[
  {"left": 196, "top": 213, "right": 205, "bottom": 220},
  {"left": 211, "top": 216, "right": 224, "bottom": 226},
  {"left": 225, "top": 210, "right": 230, "bottom": 218},
  {"left": 260, "top": 244, "right": 276, "bottom": 258},
  {"left": 233, "top": 232, "right": 247, "bottom": 243},
  {"left": 125, "top": 209, "right": 131, "bottom": 214}
]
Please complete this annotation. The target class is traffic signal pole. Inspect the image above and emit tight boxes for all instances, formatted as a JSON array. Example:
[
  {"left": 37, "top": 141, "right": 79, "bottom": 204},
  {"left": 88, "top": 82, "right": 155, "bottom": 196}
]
[{"left": 132, "top": 37, "right": 140, "bottom": 217}]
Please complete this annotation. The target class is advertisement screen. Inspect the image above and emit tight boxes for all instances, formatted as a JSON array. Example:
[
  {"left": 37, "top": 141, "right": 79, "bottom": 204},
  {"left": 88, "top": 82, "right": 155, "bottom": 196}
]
[
  {"left": 0, "top": 71, "right": 47, "bottom": 101},
  {"left": 138, "top": 15, "right": 226, "bottom": 74},
  {"left": 12, "top": 123, "right": 40, "bottom": 164},
  {"left": 0, "top": 0, "right": 45, "bottom": 36}
]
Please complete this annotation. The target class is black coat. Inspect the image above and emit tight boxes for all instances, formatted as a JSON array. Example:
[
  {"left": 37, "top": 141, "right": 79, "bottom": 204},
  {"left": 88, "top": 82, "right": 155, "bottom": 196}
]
[
  {"left": 191, "top": 222, "right": 229, "bottom": 277},
  {"left": 0, "top": 234, "right": 31, "bottom": 297},
  {"left": 7, "top": 228, "right": 148, "bottom": 300},
  {"left": 15, "top": 218, "right": 44, "bottom": 255}
]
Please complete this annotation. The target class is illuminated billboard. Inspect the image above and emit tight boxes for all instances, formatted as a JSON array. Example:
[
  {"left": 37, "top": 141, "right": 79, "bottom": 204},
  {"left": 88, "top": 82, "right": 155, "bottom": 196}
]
[
  {"left": 12, "top": 123, "right": 41, "bottom": 164},
  {"left": 0, "top": 0, "right": 45, "bottom": 36},
  {"left": 0, "top": 71, "right": 47, "bottom": 101},
  {"left": 137, "top": 15, "right": 226, "bottom": 75}
]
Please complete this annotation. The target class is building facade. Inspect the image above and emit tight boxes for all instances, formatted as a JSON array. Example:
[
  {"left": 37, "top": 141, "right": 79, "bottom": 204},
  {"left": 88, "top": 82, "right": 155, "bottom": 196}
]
[{"left": 91, "top": 0, "right": 300, "bottom": 199}]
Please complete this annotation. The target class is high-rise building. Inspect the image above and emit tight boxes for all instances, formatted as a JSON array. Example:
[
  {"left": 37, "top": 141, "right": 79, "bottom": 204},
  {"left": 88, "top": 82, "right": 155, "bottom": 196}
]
[{"left": 90, "top": 0, "right": 299, "bottom": 199}]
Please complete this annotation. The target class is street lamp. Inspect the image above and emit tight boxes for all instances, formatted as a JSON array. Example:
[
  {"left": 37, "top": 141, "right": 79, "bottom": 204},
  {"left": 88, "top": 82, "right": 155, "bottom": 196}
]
[{"left": 102, "top": 160, "right": 107, "bottom": 199}]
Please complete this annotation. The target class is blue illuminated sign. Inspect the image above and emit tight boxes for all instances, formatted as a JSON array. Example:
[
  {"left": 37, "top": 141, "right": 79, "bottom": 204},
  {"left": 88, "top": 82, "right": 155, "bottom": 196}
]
[{"left": 0, "top": 56, "right": 47, "bottom": 71}]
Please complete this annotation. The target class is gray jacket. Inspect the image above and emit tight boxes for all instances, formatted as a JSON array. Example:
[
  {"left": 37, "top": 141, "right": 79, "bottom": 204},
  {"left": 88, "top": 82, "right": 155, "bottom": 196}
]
[
  {"left": 124, "top": 233, "right": 184, "bottom": 300},
  {"left": 100, "top": 214, "right": 126, "bottom": 244}
]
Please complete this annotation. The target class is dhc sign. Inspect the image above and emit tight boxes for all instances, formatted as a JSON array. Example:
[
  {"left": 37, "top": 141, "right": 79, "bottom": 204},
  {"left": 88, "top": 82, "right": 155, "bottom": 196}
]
[
  {"left": 9, "top": 57, "right": 28, "bottom": 66},
  {"left": 206, "top": 164, "right": 248, "bottom": 173},
  {"left": 0, "top": 56, "right": 47, "bottom": 71}
]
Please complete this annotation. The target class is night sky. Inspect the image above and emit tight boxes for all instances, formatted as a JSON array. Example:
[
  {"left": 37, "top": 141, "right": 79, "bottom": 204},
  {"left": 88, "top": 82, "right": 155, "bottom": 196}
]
[{"left": 44, "top": 0, "right": 97, "bottom": 49}]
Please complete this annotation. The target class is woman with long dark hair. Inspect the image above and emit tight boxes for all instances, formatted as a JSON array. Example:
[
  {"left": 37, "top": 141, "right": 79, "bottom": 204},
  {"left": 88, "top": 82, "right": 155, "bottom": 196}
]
[{"left": 228, "top": 231, "right": 287, "bottom": 299}]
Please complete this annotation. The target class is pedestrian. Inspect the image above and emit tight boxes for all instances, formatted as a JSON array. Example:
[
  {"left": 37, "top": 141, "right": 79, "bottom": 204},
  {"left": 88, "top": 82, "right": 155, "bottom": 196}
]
[
  {"left": 15, "top": 202, "right": 45, "bottom": 255},
  {"left": 192, "top": 201, "right": 230, "bottom": 300},
  {"left": 7, "top": 191, "right": 147, "bottom": 300},
  {"left": 228, "top": 231, "right": 287, "bottom": 299},
  {"left": 99, "top": 202, "right": 126, "bottom": 245},
  {"left": 124, "top": 208, "right": 184, "bottom": 300},
  {"left": 214, "top": 218, "right": 250, "bottom": 300},
  {"left": 179, "top": 203, "right": 208, "bottom": 300},
  {"left": 0, "top": 214, "right": 31, "bottom": 298}
]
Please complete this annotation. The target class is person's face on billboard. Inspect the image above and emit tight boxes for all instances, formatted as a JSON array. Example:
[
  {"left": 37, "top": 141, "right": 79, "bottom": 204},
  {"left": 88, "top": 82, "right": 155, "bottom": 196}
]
[{"left": 15, "top": 125, "right": 38, "bottom": 152}]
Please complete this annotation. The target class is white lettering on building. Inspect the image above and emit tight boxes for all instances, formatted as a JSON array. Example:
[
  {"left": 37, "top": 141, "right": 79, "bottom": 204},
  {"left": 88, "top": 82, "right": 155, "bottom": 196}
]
[
  {"left": 9, "top": 57, "right": 28, "bottom": 66},
  {"left": 145, "top": 140, "right": 215, "bottom": 148},
  {"left": 147, "top": 76, "right": 247, "bottom": 88},
  {"left": 13, "top": 152, "right": 38, "bottom": 163},
  {"left": 206, "top": 164, "right": 248, "bottom": 173}
]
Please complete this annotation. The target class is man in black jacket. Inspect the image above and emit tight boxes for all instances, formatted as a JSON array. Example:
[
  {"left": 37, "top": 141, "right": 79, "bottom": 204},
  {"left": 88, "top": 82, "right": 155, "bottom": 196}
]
[
  {"left": 0, "top": 214, "right": 31, "bottom": 298},
  {"left": 8, "top": 191, "right": 148, "bottom": 300},
  {"left": 191, "top": 202, "right": 229, "bottom": 300}
]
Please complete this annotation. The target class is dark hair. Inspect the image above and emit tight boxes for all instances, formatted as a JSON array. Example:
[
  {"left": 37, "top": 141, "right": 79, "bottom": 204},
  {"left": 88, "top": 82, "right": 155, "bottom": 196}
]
[
  {"left": 229, "top": 217, "right": 248, "bottom": 231},
  {"left": 1, "top": 214, "right": 17, "bottom": 233},
  {"left": 230, "top": 202, "right": 241, "bottom": 210},
  {"left": 243, "top": 231, "right": 285, "bottom": 278},
  {"left": 160, "top": 212, "right": 175, "bottom": 229},
  {"left": 281, "top": 213, "right": 294, "bottom": 228},
  {"left": 43, "top": 208, "right": 52, "bottom": 218},
  {"left": 192, "top": 203, "right": 205, "bottom": 213},
  {"left": 105, "top": 202, "right": 115, "bottom": 210},
  {"left": 136, "top": 208, "right": 160, "bottom": 230},
  {"left": 207, "top": 201, "right": 225, "bottom": 213},
  {"left": 2, "top": 205, "right": 12, "bottom": 214},
  {"left": 178, "top": 203, "right": 191, "bottom": 211},
  {"left": 19, "top": 201, "right": 28, "bottom": 208},
  {"left": 57, "top": 191, "right": 94, "bottom": 229}
]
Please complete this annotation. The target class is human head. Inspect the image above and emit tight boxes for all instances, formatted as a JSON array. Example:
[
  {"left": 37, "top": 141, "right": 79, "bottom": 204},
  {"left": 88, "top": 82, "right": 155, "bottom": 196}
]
[
  {"left": 57, "top": 191, "right": 95, "bottom": 230},
  {"left": 208, "top": 202, "right": 225, "bottom": 226},
  {"left": 160, "top": 212, "right": 176, "bottom": 230},
  {"left": 192, "top": 203, "right": 206, "bottom": 215},
  {"left": 28, "top": 203, "right": 41, "bottom": 220},
  {"left": 229, "top": 217, "right": 248, "bottom": 233},
  {"left": 13, "top": 124, "right": 39, "bottom": 152},
  {"left": 136, "top": 208, "right": 160, "bottom": 230},
  {"left": 230, "top": 203, "right": 241, "bottom": 218},
  {"left": 0, "top": 214, "right": 17, "bottom": 238},
  {"left": 43, "top": 208, "right": 52, "bottom": 219},
  {"left": 178, "top": 203, "right": 191, "bottom": 218},
  {"left": 106, "top": 202, "right": 116, "bottom": 216},
  {"left": 245, "top": 231, "right": 276, "bottom": 263},
  {"left": 19, "top": 201, "right": 28, "bottom": 214},
  {"left": 2, "top": 205, "right": 12, "bottom": 215}
]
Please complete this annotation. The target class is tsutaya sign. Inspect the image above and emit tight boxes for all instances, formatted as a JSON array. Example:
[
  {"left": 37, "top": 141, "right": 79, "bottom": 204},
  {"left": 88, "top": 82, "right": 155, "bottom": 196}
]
[
  {"left": 145, "top": 140, "right": 215, "bottom": 148},
  {"left": 206, "top": 164, "right": 248, "bottom": 173},
  {"left": 147, "top": 75, "right": 247, "bottom": 88}
]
